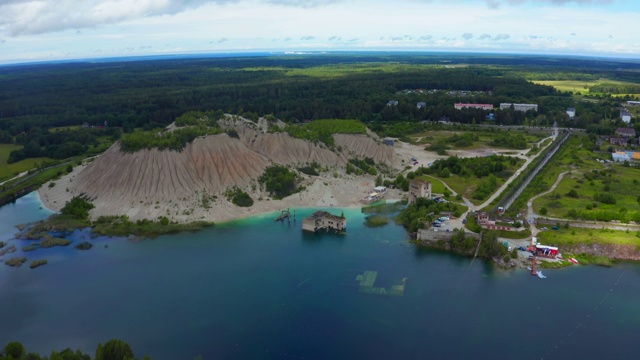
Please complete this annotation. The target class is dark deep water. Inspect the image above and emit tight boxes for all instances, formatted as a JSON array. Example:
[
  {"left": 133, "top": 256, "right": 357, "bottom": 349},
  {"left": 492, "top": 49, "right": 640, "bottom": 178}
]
[{"left": 1, "top": 193, "right": 639, "bottom": 360}]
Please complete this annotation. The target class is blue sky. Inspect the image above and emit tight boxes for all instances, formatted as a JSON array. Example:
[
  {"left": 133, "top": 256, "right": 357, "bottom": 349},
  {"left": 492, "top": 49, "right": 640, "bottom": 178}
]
[{"left": 0, "top": 0, "right": 638, "bottom": 64}]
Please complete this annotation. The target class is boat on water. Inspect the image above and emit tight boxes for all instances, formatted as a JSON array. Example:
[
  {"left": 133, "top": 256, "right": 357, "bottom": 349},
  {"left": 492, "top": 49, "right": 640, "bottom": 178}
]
[{"left": 527, "top": 267, "right": 547, "bottom": 279}]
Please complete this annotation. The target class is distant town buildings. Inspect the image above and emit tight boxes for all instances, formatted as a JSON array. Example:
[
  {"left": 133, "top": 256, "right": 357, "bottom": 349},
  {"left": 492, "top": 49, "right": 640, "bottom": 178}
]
[
  {"left": 500, "top": 103, "right": 539, "bottom": 112},
  {"left": 454, "top": 103, "right": 493, "bottom": 110},
  {"left": 620, "top": 109, "right": 632, "bottom": 123},
  {"left": 566, "top": 107, "right": 576, "bottom": 119},
  {"left": 387, "top": 100, "right": 399, "bottom": 107},
  {"left": 408, "top": 178, "right": 432, "bottom": 205}
]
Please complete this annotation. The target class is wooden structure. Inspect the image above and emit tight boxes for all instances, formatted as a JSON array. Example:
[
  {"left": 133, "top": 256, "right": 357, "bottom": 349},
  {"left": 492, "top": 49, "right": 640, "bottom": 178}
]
[
  {"left": 302, "top": 211, "right": 346, "bottom": 233},
  {"left": 275, "top": 209, "right": 291, "bottom": 222}
]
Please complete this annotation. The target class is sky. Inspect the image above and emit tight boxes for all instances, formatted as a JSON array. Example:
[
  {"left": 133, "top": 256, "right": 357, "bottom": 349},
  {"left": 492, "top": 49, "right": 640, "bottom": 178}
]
[{"left": 0, "top": 0, "right": 639, "bottom": 64}]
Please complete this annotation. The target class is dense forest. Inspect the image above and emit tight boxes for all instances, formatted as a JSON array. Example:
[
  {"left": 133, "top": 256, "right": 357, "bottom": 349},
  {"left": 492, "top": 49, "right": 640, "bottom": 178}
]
[
  {"left": 0, "top": 53, "right": 638, "bottom": 166},
  {"left": 0, "top": 339, "right": 145, "bottom": 360}
]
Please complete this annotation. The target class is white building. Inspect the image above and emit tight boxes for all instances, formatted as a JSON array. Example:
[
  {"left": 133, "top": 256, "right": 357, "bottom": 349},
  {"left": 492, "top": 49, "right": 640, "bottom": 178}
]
[
  {"left": 621, "top": 109, "right": 632, "bottom": 123},
  {"left": 500, "top": 103, "right": 538, "bottom": 112},
  {"left": 566, "top": 107, "right": 576, "bottom": 119},
  {"left": 417, "top": 102, "right": 427, "bottom": 109}
]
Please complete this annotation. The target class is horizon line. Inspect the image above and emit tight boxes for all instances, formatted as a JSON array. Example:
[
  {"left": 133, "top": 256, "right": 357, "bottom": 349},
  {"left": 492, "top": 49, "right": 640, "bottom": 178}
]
[{"left": 2, "top": 49, "right": 640, "bottom": 68}]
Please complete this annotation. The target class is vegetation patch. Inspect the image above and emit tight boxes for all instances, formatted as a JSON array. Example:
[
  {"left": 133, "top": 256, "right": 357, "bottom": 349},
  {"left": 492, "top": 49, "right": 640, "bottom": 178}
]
[
  {"left": 22, "top": 243, "right": 39, "bottom": 252},
  {"left": 361, "top": 201, "right": 405, "bottom": 215},
  {"left": 346, "top": 157, "right": 377, "bottom": 176},
  {"left": 5, "top": 257, "right": 27, "bottom": 267},
  {"left": 364, "top": 215, "right": 390, "bottom": 228},
  {"left": 75, "top": 241, "right": 93, "bottom": 250},
  {"left": 410, "top": 155, "right": 521, "bottom": 203},
  {"left": 0, "top": 338, "right": 137, "bottom": 360},
  {"left": 493, "top": 229, "right": 532, "bottom": 239},
  {"left": 530, "top": 137, "right": 640, "bottom": 222},
  {"left": 92, "top": 215, "right": 214, "bottom": 238},
  {"left": 297, "top": 161, "right": 322, "bottom": 176},
  {"left": 225, "top": 187, "right": 254, "bottom": 207},
  {"left": 259, "top": 165, "right": 300, "bottom": 199},
  {"left": 174, "top": 110, "right": 225, "bottom": 127},
  {"left": 536, "top": 227, "right": 640, "bottom": 247},
  {"left": 40, "top": 236, "right": 71, "bottom": 248},
  {"left": 19, "top": 197, "right": 215, "bottom": 241},
  {"left": 120, "top": 125, "right": 223, "bottom": 152},
  {"left": 29, "top": 259, "right": 48, "bottom": 269},
  {"left": 396, "top": 197, "right": 466, "bottom": 233},
  {"left": 285, "top": 119, "right": 366, "bottom": 147},
  {"left": 569, "top": 253, "right": 615, "bottom": 267}
]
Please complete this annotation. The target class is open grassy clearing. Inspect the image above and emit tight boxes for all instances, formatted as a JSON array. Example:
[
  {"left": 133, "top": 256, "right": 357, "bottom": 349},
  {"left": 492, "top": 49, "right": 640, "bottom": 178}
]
[
  {"left": 536, "top": 227, "right": 640, "bottom": 248},
  {"left": 240, "top": 63, "right": 439, "bottom": 79},
  {"left": 416, "top": 175, "right": 447, "bottom": 194},
  {"left": 50, "top": 125, "right": 82, "bottom": 132},
  {"left": 533, "top": 78, "right": 640, "bottom": 97},
  {"left": 536, "top": 166, "right": 640, "bottom": 219},
  {"left": 410, "top": 129, "right": 545, "bottom": 150},
  {"left": 532, "top": 136, "right": 640, "bottom": 221},
  {"left": 435, "top": 169, "right": 521, "bottom": 206},
  {"left": 0, "top": 144, "right": 52, "bottom": 183}
]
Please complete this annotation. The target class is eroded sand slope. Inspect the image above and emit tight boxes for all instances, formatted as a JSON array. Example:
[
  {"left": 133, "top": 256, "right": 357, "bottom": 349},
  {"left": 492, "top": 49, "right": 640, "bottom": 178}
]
[{"left": 40, "top": 129, "right": 401, "bottom": 222}]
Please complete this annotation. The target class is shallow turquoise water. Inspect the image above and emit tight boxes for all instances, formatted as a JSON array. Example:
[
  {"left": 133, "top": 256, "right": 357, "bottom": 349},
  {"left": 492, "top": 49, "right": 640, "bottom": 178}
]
[{"left": 1, "top": 195, "right": 639, "bottom": 359}]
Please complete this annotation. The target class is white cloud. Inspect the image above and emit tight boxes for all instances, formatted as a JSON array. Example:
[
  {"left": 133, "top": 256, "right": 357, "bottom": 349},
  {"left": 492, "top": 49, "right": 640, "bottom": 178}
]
[{"left": 0, "top": 0, "right": 637, "bottom": 63}]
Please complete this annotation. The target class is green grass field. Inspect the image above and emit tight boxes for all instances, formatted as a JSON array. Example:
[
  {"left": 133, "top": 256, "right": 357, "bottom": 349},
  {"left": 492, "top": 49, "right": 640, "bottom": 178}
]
[
  {"left": 532, "top": 136, "right": 640, "bottom": 221},
  {"left": 240, "top": 63, "right": 439, "bottom": 79},
  {"left": 533, "top": 78, "right": 640, "bottom": 97},
  {"left": 409, "top": 130, "right": 544, "bottom": 149},
  {"left": 50, "top": 125, "right": 82, "bottom": 132},
  {"left": 417, "top": 175, "right": 446, "bottom": 194},
  {"left": 431, "top": 159, "right": 523, "bottom": 206},
  {"left": 0, "top": 144, "right": 52, "bottom": 183},
  {"left": 536, "top": 227, "right": 640, "bottom": 247}
]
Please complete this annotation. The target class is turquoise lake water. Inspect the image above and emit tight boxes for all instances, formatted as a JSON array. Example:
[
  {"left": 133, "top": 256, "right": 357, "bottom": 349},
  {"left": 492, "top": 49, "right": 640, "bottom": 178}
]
[{"left": 1, "top": 193, "right": 639, "bottom": 359}]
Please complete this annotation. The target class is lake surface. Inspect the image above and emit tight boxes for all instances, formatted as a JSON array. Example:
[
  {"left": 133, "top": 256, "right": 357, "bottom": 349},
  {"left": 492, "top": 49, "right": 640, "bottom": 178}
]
[{"left": 1, "top": 193, "right": 639, "bottom": 359}]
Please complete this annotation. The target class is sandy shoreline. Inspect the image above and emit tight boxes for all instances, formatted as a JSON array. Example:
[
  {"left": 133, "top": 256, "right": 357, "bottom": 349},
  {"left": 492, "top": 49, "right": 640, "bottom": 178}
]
[
  {"left": 38, "top": 164, "right": 407, "bottom": 224},
  {"left": 37, "top": 137, "right": 441, "bottom": 224}
]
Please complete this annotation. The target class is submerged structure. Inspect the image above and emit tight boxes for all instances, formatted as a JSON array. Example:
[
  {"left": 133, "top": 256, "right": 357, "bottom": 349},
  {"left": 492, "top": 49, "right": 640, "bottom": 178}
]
[
  {"left": 355, "top": 271, "right": 407, "bottom": 296},
  {"left": 302, "top": 211, "right": 347, "bottom": 233}
]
